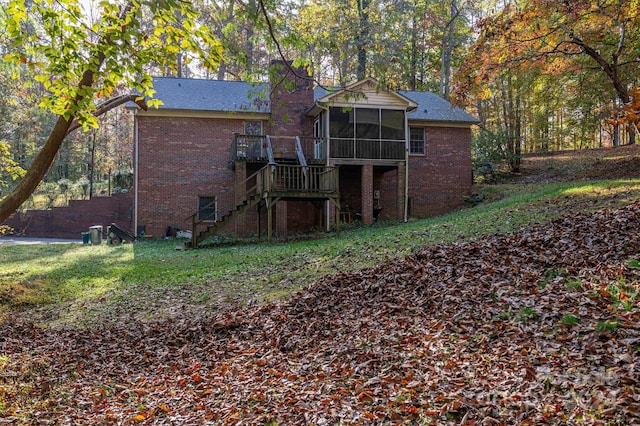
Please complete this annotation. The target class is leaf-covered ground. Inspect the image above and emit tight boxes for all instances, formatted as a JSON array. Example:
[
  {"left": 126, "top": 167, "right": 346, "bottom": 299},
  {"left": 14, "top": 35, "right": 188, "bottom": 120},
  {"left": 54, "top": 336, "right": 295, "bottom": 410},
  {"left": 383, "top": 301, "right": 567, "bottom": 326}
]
[
  {"left": 503, "top": 144, "right": 640, "bottom": 184},
  {"left": 2, "top": 201, "right": 639, "bottom": 424}
]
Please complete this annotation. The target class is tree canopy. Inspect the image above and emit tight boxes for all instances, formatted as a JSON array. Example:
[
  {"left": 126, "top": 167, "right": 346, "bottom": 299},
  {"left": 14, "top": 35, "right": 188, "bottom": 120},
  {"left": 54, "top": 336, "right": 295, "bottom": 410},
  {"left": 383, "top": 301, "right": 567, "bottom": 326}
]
[
  {"left": 455, "top": 0, "right": 640, "bottom": 141},
  {"left": 1, "top": 0, "right": 640, "bottom": 220},
  {"left": 0, "top": 0, "right": 223, "bottom": 222}
]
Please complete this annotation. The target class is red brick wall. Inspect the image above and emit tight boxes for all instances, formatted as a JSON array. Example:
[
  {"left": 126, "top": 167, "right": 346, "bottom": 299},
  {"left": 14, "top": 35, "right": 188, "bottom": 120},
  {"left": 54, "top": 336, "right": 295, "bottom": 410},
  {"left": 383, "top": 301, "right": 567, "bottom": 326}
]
[
  {"left": 275, "top": 200, "right": 287, "bottom": 239},
  {"left": 375, "top": 166, "right": 401, "bottom": 220},
  {"left": 361, "top": 165, "right": 374, "bottom": 225},
  {"left": 2, "top": 193, "right": 133, "bottom": 239},
  {"left": 286, "top": 200, "right": 322, "bottom": 233},
  {"left": 135, "top": 97, "right": 472, "bottom": 238},
  {"left": 269, "top": 61, "right": 314, "bottom": 139},
  {"left": 337, "top": 165, "right": 403, "bottom": 222},
  {"left": 136, "top": 115, "right": 244, "bottom": 237},
  {"left": 408, "top": 126, "right": 472, "bottom": 217}
]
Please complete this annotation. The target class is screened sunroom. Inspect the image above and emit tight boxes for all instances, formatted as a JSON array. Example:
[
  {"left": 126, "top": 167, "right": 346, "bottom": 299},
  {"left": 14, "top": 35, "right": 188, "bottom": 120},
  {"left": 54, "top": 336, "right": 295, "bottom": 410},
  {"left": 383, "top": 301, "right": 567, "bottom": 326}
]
[{"left": 310, "top": 79, "right": 418, "bottom": 164}]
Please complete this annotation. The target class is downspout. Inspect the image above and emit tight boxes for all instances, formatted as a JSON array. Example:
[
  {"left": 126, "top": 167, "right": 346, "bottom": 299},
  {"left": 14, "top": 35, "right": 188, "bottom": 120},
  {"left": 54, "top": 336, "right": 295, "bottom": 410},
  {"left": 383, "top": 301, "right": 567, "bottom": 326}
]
[
  {"left": 134, "top": 109, "right": 139, "bottom": 238},
  {"left": 404, "top": 112, "right": 409, "bottom": 222},
  {"left": 320, "top": 105, "right": 331, "bottom": 231}
]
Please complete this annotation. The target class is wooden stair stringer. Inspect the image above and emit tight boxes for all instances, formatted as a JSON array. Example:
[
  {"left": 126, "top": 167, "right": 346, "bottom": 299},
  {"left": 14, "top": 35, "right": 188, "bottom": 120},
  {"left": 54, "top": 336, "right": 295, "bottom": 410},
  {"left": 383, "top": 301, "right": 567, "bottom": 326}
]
[{"left": 193, "top": 193, "right": 263, "bottom": 246}]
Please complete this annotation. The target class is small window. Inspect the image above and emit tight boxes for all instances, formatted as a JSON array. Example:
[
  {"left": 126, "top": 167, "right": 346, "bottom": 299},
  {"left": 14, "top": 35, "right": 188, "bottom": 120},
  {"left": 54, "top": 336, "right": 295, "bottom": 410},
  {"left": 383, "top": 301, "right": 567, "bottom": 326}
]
[
  {"left": 409, "top": 127, "right": 425, "bottom": 155},
  {"left": 198, "top": 196, "right": 217, "bottom": 221},
  {"left": 244, "top": 121, "right": 263, "bottom": 136}
]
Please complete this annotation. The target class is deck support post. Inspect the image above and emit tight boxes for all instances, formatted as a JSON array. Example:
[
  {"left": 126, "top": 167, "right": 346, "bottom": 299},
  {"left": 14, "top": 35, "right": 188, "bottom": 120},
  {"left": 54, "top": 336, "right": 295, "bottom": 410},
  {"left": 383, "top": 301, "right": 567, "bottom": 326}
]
[
  {"left": 267, "top": 198, "right": 273, "bottom": 242},
  {"left": 361, "top": 164, "right": 374, "bottom": 225},
  {"left": 266, "top": 196, "right": 282, "bottom": 242},
  {"left": 334, "top": 198, "right": 341, "bottom": 235}
]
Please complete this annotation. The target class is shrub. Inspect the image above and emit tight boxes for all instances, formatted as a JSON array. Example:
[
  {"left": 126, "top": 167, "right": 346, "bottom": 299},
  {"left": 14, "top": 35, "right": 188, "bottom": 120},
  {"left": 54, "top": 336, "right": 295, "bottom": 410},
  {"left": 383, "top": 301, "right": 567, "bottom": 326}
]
[
  {"left": 74, "top": 178, "right": 90, "bottom": 199},
  {"left": 37, "top": 181, "right": 59, "bottom": 208},
  {"left": 112, "top": 169, "right": 133, "bottom": 190}
]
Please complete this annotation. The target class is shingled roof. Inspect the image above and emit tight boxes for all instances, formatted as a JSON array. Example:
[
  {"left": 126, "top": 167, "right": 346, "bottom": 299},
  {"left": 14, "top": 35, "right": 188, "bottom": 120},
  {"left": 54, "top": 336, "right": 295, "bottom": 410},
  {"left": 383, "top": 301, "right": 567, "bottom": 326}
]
[
  {"left": 400, "top": 91, "right": 479, "bottom": 124},
  {"left": 143, "top": 77, "right": 478, "bottom": 124},
  {"left": 146, "top": 77, "right": 269, "bottom": 113}
]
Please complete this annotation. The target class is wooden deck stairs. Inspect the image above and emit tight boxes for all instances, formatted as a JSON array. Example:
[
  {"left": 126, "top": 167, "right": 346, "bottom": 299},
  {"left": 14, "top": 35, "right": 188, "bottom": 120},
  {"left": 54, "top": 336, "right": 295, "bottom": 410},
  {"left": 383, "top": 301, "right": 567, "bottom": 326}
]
[
  {"left": 187, "top": 136, "right": 340, "bottom": 248},
  {"left": 187, "top": 192, "right": 264, "bottom": 247}
]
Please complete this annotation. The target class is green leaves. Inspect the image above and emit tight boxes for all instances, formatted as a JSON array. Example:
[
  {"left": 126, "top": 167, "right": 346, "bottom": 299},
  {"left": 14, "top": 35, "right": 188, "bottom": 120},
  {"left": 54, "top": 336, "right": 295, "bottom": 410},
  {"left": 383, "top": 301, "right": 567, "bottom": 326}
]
[
  {"left": 0, "top": 141, "right": 26, "bottom": 187},
  {"left": 2, "top": 0, "right": 223, "bottom": 127}
]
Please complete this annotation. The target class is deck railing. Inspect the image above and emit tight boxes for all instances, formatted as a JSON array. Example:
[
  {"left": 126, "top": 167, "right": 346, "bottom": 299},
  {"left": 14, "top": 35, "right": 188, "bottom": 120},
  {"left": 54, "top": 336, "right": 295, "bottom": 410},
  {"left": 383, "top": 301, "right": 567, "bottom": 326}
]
[
  {"left": 232, "top": 134, "right": 328, "bottom": 162},
  {"left": 260, "top": 164, "right": 337, "bottom": 193},
  {"left": 329, "top": 138, "right": 406, "bottom": 160},
  {"left": 232, "top": 134, "right": 266, "bottom": 162},
  {"left": 233, "top": 134, "right": 406, "bottom": 162}
]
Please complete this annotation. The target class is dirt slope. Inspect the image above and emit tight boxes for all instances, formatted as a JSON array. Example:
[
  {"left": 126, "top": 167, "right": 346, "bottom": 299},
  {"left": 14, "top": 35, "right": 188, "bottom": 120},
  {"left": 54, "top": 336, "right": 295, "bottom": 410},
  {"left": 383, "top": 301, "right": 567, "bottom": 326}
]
[{"left": 503, "top": 144, "right": 640, "bottom": 184}]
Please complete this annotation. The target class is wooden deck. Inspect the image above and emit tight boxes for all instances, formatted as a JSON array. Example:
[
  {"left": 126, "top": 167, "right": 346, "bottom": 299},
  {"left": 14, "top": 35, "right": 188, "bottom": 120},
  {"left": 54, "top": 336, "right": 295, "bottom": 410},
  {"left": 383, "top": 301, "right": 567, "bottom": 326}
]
[
  {"left": 262, "top": 164, "right": 338, "bottom": 196},
  {"left": 189, "top": 164, "right": 339, "bottom": 247}
]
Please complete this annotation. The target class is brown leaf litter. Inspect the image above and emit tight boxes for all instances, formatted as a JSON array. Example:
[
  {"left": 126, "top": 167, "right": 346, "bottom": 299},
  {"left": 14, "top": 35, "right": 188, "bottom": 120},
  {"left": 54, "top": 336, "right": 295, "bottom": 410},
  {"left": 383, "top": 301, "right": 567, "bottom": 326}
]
[{"left": 1, "top": 204, "right": 639, "bottom": 424}]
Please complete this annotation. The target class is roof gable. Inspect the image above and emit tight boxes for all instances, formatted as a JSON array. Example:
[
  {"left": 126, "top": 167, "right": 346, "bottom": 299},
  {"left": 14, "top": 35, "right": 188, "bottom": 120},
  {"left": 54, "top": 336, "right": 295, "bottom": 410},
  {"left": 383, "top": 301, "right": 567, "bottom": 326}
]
[
  {"left": 315, "top": 79, "right": 418, "bottom": 110},
  {"left": 313, "top": 81, "right": 478, "bottom": 124}
]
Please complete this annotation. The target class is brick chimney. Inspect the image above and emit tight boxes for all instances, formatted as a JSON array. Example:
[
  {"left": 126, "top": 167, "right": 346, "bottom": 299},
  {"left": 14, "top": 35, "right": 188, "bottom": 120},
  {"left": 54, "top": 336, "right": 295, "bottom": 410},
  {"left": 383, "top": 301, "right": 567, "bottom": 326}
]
[{"left": 269, "top": 60, "right": 314, "bottom": 138}]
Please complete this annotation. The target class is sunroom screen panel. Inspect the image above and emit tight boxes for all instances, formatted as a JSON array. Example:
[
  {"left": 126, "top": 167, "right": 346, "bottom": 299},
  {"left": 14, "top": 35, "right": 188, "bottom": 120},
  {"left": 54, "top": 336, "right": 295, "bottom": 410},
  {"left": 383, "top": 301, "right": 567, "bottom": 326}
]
[
  {"left": 381, "top": 110, "right": 405, "bottom": 140},
  {"left": 356, "top": 108, "right": 380, "bottom": 139},
  {"left": 329, "top": 107, "right": 354, "bottom": 138}
]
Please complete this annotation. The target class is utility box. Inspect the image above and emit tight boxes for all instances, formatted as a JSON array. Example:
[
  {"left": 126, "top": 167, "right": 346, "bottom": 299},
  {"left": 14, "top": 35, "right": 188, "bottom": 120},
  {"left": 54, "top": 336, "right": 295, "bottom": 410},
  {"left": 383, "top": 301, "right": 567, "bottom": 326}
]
[{"left": 89, "top": 225, "right": 103, "bottom": 245}]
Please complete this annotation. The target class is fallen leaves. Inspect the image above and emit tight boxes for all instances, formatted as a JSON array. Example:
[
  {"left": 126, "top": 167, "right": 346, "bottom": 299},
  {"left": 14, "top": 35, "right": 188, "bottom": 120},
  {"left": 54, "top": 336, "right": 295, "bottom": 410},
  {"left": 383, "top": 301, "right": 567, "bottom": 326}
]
[
  {"left": 2, "top": 203, "right": 640, "bottom": 424},
  {"left": 504, "top": 144, "right": 640, "bottom": 184}
]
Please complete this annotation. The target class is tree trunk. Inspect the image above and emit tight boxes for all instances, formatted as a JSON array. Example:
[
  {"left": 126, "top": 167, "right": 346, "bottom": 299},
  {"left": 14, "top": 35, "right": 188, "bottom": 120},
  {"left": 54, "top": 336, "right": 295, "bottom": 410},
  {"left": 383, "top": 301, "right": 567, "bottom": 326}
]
[
  {"left": 440, "top": 0, "right": 458, "bottom": 100},
  {"left": 0, "top": 3, "right": 133, "bottom": 223},
  {"left": 245, "top": 0, "right": 257, "bottom": 75},
  {"left": 217, "top": 60, "right": 227, "bottom": 80},
  {"left": 0, "top": 116, "right": 73, "bottom": 222},
  {"left": 568, "top": 34, "right": 635, "bottom": 144},
  {"left": 410, "top": 7, "right": 418, "bottom": 91},
  {"left": 356, "top": 0, "right": 369, "bottom": 80}
]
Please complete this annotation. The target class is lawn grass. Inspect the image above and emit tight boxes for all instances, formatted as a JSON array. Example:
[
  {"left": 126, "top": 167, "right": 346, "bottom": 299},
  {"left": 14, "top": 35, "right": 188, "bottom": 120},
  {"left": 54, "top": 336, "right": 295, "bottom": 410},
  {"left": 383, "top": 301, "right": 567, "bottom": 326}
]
[{"left": 2, "top": 178, "right": 640, "bottom": 328}]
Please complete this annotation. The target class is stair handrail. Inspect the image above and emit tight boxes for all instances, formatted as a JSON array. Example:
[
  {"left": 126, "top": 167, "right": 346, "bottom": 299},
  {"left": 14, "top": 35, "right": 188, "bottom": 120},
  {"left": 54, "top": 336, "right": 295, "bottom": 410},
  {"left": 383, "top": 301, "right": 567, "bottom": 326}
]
[
  {"left": 187, "top": 164, "right": 271, "bottom": 247},
  {"left": 295, "top": 136, "right": 308, "bottom": 168},
  {"left": 265, "top": 135, "right": 276, "bottom": 166},
  {"left": 234, "top": 164, "right": 270, "bottom": 204},
  {"left": 265, "top": 135, "right": 277, "bottom": 192}
]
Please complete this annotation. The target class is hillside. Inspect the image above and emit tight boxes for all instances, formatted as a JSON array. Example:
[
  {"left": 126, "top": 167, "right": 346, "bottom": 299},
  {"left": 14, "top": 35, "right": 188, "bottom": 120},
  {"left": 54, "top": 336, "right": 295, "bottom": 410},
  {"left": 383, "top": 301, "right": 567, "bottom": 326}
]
[
  {"left": 503, "top": 144, "right": 640, "bottom": 183},
  {"left": 1, "top": 147, "right": 639, "bottom": 424}
]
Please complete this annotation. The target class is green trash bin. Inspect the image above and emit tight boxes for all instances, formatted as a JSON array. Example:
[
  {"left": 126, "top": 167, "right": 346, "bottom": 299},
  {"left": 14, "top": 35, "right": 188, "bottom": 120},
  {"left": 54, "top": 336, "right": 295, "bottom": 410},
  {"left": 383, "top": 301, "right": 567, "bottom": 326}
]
[{"left": 81, "top": 232, "right": 90, "bottom": 244}]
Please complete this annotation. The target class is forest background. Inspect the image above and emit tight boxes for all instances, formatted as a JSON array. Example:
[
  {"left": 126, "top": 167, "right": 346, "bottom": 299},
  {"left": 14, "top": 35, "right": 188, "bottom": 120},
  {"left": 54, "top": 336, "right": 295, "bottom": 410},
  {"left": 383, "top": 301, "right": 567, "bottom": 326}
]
[{"left": 0, "top": 0, "right": 639, "bottom": 212}]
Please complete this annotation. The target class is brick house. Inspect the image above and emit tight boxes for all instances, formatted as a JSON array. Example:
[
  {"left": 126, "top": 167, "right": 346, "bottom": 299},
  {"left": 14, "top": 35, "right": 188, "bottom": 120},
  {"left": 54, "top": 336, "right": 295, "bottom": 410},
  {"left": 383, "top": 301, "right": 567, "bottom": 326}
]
[{"left": 133, "top": 64, "right": 478, "bottom": 246}]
